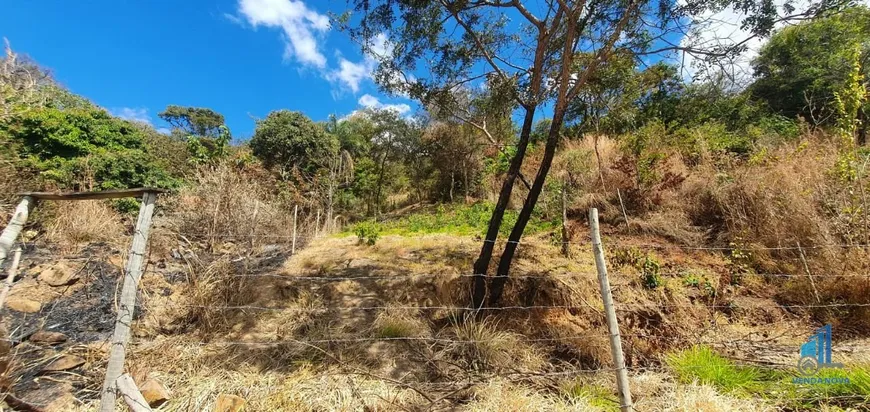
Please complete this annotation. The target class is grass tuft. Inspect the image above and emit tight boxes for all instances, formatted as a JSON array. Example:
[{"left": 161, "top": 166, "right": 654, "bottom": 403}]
[
  {"left": 666, "top": 346, "right": 764, "bottom": 394},
  {"left": 371, "top": 308, "right": 427, "bottom": 338}
]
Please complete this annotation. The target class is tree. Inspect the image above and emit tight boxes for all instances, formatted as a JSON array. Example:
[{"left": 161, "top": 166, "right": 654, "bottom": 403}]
[
  {"left": 250, "top": 110, "right": 339, "bottom": 177},
  {"left": 347, "top": 0, "right": 841, "bottom": 308},
  {"left": 751, "top": 6, "right": 870, "bottom": 144},
  {"left": 158, "top": 105, "right": 227, "bottom": 138}
]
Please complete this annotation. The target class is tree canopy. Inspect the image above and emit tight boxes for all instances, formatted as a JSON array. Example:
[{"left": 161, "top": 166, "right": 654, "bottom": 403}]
[{"left": 250, "top": 110, "right": 339, "bottom": 176}]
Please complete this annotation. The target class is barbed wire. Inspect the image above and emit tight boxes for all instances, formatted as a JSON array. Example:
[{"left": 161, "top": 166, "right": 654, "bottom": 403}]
[
  {"left": 164, "top": 231, "right": 870, "bottom": 252},
  {"left": 135, "top": 301, "right": 870, "bottom": 314}
]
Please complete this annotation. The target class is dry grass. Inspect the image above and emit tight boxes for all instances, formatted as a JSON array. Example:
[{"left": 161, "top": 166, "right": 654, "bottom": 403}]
[
  {"left": 466, "top": 378, "right": 599, "bottom": 411},
  {"left": 445, "top": 317, "right": 545, "bottom": 372},
  {"left": 180, "top": 257, "right": 255, "bottom": 331},
  {"left": 663, "top": 383, "right": 773, "bottom": 412},
  {"left": 372, "top": 307, "right": 428, "bottom": 338},
  {"left": 171, "top": 162, "right": 300, "bottom": 253},
  {"left": 42, "top": 200, "right": 125, "bottom": 253}
]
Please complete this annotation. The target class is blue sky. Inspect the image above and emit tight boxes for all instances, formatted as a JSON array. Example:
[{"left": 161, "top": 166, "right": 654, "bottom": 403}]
[{"left": 0, "top": 0, "right": 413, "bottom": 139}]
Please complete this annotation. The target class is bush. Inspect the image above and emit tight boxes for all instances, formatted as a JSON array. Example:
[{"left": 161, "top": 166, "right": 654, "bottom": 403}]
[
  {"left": 353, "top": 220, "right": 381, "bottom": 245},
  {"left": 2, "top": 106, "right": 179, "bottom": 192}
]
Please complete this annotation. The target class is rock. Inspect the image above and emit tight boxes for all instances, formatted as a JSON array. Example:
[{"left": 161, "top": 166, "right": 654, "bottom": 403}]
[
  {"left": 29, "top": 331, "right": 68, "bottom": 345},
  {"left": 214, "top": 394, "right": 246, "bottom": 412},
  {"left": 20, "top": 382, "right": 76, "bottom": 412},
  {"left": 37, "top": 263, "right": 79, "bottom": 287},
  {"left": 42, "top": 355, "right": 85, "bottom": 372},
  {"left": 140, "top": 379, "right": 170, "bottom": 408},
  {"left": 6, "top": 296, "right": 41, "bottom": 313}
]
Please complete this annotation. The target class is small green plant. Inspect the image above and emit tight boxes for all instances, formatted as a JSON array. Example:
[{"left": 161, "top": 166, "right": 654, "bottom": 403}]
[
  {"left": 353, "top": 220, "right": 381, "bottom": 245},
  {"left": 611, "top": 247, "right": 662, "bottom": 289},
  {"left": 667, "top": 346, "right": 764, "bottom": 394},
  {"left": 640, "top": 255, "right": 662, "bottom": 289},
  {"left": 682, "top": 270, "right": 717, "bottom": 298},
  {"left": 683, "top": 273, "right": 700, "bottom": 287}
]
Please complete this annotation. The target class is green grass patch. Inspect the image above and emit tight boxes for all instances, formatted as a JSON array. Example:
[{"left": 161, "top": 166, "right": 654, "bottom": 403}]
[
  {"left": 667, "top": 346, "right": 870, "bottom": 409},
  {"left": 561, "top": 381, "right": 619, "bottom": 411},
  {"left": 667, "top": 346, "right": 767, "bottom": 394},
  {"left": 345, "top": 202, "right": 558, "bottom": 237}
]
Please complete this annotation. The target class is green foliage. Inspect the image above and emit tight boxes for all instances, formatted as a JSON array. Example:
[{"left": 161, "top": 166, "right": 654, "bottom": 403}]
[
  {"left": 346, "top": 202, "right": 556, "bottom": 237},
  {"left": 353, "top": 220, "right": 381, "bottom": 245},
  {"left": 187, "top": 125, "right": 231, "bottom": 164},
  {"left": 2, "top": 106, "right": 178, "bottom": 191},
  {"left": 752, "top": 7, "right": 870, "bottom": 127},
  {"left": 610, "top": 247, "right": 662, "bottom": 289},
  {"left": 682, "top": 270, "right": 717, "bottom": 298},
  {"left": 250, "top": 110, "right": 339, "bottom": 176},
  {"left": 667, "top": 346, "right": 765, "bottom": 394}
]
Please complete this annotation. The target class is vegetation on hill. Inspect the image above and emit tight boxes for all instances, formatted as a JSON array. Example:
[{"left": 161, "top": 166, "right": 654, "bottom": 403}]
[{"left": 1, "top": 3, "right": 870, "bottom": 410}]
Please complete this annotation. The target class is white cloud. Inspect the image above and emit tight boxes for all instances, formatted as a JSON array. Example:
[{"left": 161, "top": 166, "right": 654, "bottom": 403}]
[
  {"left": 237, "top": 0, "right": 330, "bottom": 68},
  {"left": 157, "top": 127, "right": 171, "bottom": 135},
  {"left": 330, "top": 58, "right": 372, "bottom": 93},
  {"left": 111, "top": 107, "right": 151, "bottom": 125},
  {"left": 327, "top": 32, "right": 409, "bottom": 94},
  {"left": 357, "top": 93, "right": 411, "bottom": 115}
]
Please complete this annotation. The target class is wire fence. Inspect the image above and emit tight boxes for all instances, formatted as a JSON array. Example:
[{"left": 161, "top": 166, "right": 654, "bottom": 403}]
[{"left": 2, "top": 226, "right": 869, "bottom": 410}]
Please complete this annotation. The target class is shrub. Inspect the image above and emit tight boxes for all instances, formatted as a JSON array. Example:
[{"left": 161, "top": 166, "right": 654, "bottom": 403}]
[
  {"left": 353, "top": 220, "right": 381, "bottom": 245},
  {"left": 2, "top": 106, "right": 179, "bottom": 192}
]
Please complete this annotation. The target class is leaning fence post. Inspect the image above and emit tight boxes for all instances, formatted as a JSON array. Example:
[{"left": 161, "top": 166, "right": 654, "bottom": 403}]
[
  {"left": 589, "top": 208, "right": 633, "bottom": 412},
  {"left": 99, "top": 192, "right": 158, "bottom": 412},
  {"left": 0, "top": 196, "right": 34, "bottom": 268}
]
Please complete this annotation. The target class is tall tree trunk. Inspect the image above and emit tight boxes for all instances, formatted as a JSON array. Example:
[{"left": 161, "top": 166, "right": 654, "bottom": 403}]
[
  {"left": 464, "top": 160, "right": 470, "bottom": 201},
  {"left": 470, "top": 107, "right": 537, "bottom": 309},
  {"left": 489, "top": 109, "right": 567, "bottom": 306},
  {"left": 449, "top": 170, "right": 455, "bottom": 202},
  {"left": 374, "top": 151, "right": 388, "bottom": 217},
  {"left": 858, "top": 107, "right": 868, "bottom": 146}
]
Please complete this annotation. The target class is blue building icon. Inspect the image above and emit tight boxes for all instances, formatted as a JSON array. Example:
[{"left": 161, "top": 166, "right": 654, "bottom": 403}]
[{"left": 798, "top": 324, "right": 843, "bottom": 376}]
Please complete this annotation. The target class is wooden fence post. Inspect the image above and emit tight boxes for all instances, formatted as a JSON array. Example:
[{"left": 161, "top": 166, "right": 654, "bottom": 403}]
[
  {"left": 99, "top": 192, "right": 157, "bottom": 412},
  {"left": 292, "top": 204, "right": 298, "bottom": 254},
  {"left": 0, "top": 196, "right": 34, "bottom": 268},
  {"left": 115, "top": 374, "right": 152, "bottom": 412},
  {"left": 589, "top": 208, "right": 633, "bottom": 412},
  {"left": 0, "top": 246, "right": 22, "bottom": 310}
]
